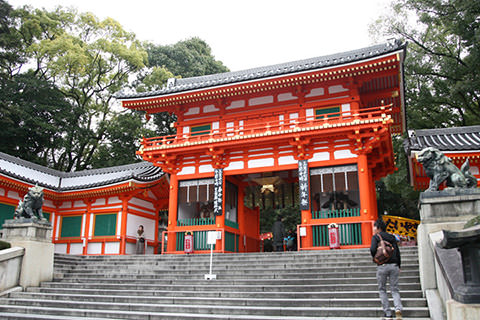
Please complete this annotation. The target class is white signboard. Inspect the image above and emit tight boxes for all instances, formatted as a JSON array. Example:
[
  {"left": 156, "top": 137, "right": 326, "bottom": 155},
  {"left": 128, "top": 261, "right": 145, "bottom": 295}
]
[{"left": 207, "top": 231, "right": 221, "bottom": 245}]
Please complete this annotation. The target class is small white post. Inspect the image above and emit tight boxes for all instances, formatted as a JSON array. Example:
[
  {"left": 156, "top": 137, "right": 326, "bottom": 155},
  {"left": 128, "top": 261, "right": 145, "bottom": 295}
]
[{"left": 204, "top": 231, "right": 218, "bottom": 280}]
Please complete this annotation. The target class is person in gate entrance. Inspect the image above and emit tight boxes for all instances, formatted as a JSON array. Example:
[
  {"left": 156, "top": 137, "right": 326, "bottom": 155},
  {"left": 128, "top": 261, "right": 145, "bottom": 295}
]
[
  {"left": 136, "top": 225, "right": 146, "bottom": 254},
  {"left": 272, "top": 216, "right": 285, "bottom": 252},
  {"left": 370, "top": 219, "right": 403, "bottom": 320}
]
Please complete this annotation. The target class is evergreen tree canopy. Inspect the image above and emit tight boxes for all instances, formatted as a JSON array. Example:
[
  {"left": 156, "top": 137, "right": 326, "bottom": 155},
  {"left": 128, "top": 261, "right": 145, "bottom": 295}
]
[{"left": 372, "top": 0, "right": 480, "bottom": 129}]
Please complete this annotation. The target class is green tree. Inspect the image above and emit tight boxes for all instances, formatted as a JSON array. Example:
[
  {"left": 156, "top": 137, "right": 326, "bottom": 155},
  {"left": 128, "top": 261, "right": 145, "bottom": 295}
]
[
  {"left": 146, "top": 37, "right": 229, "bottom": 78},
  {"left": 142, "top": 37, "right": 230, "bottom": 136},
  {"left": 8, "top": 5, "right": 148, "bottom": 171},
  {"left": 89, "top": 110, "right": 154, "bottom": 168},
  {"left": 0, "top": 0, "right": 24, "bottom": 77},
  {"left": 0, "top": 72, "right": 76, "bottom": 165},
  {"left": 376, "top": 135, "right": 420, "bottom": 220},
  {"left": 371, "top": 0, "right": 480, "bottom": 128}
]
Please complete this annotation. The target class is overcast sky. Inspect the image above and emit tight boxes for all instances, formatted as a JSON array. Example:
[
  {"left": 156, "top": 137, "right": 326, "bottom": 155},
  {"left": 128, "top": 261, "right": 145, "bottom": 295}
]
[{"left": 9, "top": 0, "right": 392, "bottom": 72}]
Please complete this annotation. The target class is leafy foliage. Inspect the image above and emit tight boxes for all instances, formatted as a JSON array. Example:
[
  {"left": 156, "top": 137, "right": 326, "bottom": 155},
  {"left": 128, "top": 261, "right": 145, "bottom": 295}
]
[
  {"left": 142, "top": 37, "right": 229, "bottom": 136},
  {"left": 2, "top": 4, "right": 148, "bottom": 170},
  {"left": 371, "top": 0, "right": 480, "bottom": 128},
  {"left": 376, "top": 135, "right": 420, "bottom": 220},
  {"left": 146, "top": 37, "right": 229, "bottom": 78},
  {"left": 0, "top": 72, "right": 75, "bottom": 166}
]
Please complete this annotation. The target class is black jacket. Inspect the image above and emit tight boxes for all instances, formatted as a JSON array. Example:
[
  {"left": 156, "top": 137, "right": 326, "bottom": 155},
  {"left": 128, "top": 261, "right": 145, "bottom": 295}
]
[{"left": 370, "top": 231, "right": 401, "bottom": 268}]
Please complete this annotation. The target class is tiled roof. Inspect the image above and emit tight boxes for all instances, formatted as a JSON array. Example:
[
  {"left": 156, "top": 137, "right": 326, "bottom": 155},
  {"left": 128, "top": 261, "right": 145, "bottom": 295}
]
[
  {"left": 116, "top": 40, "right": 406, "bottom": 100},
  {"left": 0, "top": 152, "right": 164, "bottom": 191},
  {"left": 405, "top": 125, "right": 480, "bottom": 152}
]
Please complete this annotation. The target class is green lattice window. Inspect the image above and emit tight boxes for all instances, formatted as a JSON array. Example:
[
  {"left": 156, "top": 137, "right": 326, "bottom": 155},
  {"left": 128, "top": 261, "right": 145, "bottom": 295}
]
[
  {"left": 94, "top": 213, "right": 117, "bottom": 237},
  {"left": 315, "top": 106, "right": 340, "bottom": 119},
  {"left": 60, "top": 216, "right": 82, "bottom": 238},
  {"left": 191, "top": 124, "right": 211, "bottom": 136}
]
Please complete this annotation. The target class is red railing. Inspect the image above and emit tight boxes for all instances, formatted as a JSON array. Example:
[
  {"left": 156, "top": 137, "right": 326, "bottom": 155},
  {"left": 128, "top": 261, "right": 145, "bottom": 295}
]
[{"left": 140, "top": 104, "right": 393, "bottom": 151}]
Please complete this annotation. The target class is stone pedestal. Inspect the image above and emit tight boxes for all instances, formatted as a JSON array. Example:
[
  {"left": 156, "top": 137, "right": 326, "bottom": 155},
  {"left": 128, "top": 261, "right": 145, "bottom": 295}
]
[
  {"left": 418, "top": 189, "right": 480, "bottom": 293},
  {"left": 1, "top": 219, "right": 54, "bottom": 289}
]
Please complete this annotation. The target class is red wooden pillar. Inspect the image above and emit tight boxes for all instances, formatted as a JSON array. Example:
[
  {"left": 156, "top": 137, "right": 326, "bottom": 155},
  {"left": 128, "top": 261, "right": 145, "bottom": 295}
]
[
  {"left": 358, "top": 152, "right": 374, "bottom": 245},
  {"left": 167, "top": 173, "right": 179, "bottom": 253},
  {"left": 119, "top": 196, "right": 129, "bottom": 255},
  {"left": 237, "top": 184, "right": 246, "bottom": 252},
  {"left": 82, "top": 199, "right": 93, "bottom": 255}
]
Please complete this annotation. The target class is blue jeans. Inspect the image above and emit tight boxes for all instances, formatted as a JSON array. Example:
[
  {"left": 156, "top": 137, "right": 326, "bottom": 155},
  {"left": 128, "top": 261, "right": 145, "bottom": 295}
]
[{"left": 376, "top": 263, "right": 403, "bottom": 317}]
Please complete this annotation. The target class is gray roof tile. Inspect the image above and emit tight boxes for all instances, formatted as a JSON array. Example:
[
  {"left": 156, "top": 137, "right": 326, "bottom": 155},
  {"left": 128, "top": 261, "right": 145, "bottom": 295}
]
[
  {"left": 405, "top": 125, "right": 480, "bottom": 152},
  {"left": 0, "top": 152, "right": 164, "bottom": 191},
  {"left": 116, "top": 40, "right": 406, "bottom": 100}
]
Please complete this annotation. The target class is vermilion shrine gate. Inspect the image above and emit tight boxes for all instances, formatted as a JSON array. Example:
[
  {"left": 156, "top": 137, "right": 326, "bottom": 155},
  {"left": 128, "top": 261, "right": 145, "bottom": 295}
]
[{"left": 117, "top": 41, "right": 407, "bottom": 254}]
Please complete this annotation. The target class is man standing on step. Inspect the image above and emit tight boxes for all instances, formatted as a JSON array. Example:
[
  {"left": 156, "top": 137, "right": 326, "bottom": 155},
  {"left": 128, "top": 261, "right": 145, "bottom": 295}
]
[{"left": 370, "top": 219, "right": 403, "bottom": 320}]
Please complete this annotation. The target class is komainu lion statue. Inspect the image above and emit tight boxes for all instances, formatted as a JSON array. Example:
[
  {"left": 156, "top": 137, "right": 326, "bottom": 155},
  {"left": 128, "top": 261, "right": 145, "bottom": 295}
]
[
  {"left": 13, "top": 185, "right": 47, "bottom": 221},
  {"left": 416, "top": 147, "right": 478, "bottom": 192}
]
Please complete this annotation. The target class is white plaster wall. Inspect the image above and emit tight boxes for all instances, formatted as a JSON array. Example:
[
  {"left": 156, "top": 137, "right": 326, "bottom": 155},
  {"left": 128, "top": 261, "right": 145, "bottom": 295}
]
[
  {"left": 248, "top": 158, "right": 274, "bottom": 168},
  {"left": 178, "top": 166, "right": 196, "bottom": 175},
  {"left": 184, "top": 107, "right": 200, "bottom": 115},
  {"left": 278, "top": 156, "right": 297, "bottom": 165},
  {"left": 130, "top": 197, "right": 155, "bottom": 211},
  {"left": 127, "top": 205, "right": 155, "bottom": 216},
  {"left": 126, "top": 214, "right": 155, "bottom": 241},
  {"left": 87, "top": 242, "right": 102, "bottom": 255},
  {"left": 43, "top": 199, "right": 54, "bottom": 207},
  {"left": 125, "top": 242, "right": 136, "bottom": 255},
  {"left": 203, "top": 104, "right": 219, "bottom": 113},
  {"left": 94, "top": 198, "right": 106, "bottom": 206},
  {"left": 199, "top": 165, "right": 214, "bottom": 173},
  {"left": 104, "top": 242, "right": 120, "bottom": 254},
  {"left": 7, "top": 191, "right": 20, "bottom": 200},
  {"left": 334, "top": 150, "right": 357, "bottom": 159},
  {"left": 59, "top": 202, "right": 72, "bottom": 209},
  {"left": 306, "top": 109, "right": 314, "bottom": 121},
  {"left": 55, "top": 218, "right": 61, "bottom": 239},
  {"left": 309, "top": 152, "right": 330, "bottom": 162},
  {"left": 278, "top": 92, "right": 297, "bottom": 101},
  {"left": 70, "top": 243, "right": 83, "bottom": 255},
  {"left": 74, "top": 201, "right": 86, "bottom": 207},
  {"left": 54, "top": 243, "right": 67, "bottom": 254},
  {"left": 81, "top": 214, "right": 86, "bottom": 239},
  {"left": 225, "top": 161, "right": 244, "bottom": 171},
  {"left": 212, "top": 122, "right": 219, "bottom": 133},
  {"left": 0, "top": 187, "right": 4, "bottom": 196},
  {"left": 108, "top": 196, "right": 121, "bottom": 204},
  {"left": 328, "top": 85, "right": 348, "bottom": 94},
  {"left": 306, "top": 87, "right": 324, "bottom": 97},
  {"left": 341, "top": 103, "right": 351, "bottom": 115},
  {"left": 116, "top": 211, "right": 122, "bottom": 236},
  {"left": 226, "top": 100, "right": 245, "bottom": 109},
  {"left": 88, "top": 214, "right": 94, "bottom": 239},
  {"left": 249, "top": 95, "right": 273, "bottom": 106}
]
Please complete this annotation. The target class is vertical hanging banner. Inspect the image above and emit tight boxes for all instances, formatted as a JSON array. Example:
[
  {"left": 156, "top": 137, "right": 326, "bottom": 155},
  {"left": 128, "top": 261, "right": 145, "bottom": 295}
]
[
  {"left": 214, "top": 168, "right": 223, "bottom": 216},
  {"left": 298, "top": 160, "right": 310, "bottom": 210}
]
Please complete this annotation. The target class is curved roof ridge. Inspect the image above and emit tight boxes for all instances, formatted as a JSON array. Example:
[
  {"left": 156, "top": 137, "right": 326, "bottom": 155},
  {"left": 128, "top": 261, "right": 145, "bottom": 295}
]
[
  {"left": 116, "top": 40, "right": 406, "bottom": 100},
  {"left": 0, "top": 152, "right": 164, "bottom": 191}
]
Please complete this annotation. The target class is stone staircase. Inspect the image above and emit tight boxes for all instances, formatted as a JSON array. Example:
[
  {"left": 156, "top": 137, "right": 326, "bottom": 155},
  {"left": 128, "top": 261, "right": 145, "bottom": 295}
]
[{"left": 0, "top": 247, "right": 430, "bottom": 319}]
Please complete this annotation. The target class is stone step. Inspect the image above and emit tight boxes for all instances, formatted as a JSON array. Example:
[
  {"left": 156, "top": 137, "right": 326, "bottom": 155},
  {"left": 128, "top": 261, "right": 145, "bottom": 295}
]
[
  {"left": 1, "top": 248, "right": 427, "bottom": 319},
  {"left": 9, "top": 292, "right": 428, "bottom": 307},
  {"left": 53, "top": 269, "right": 420, "bottom": 280},
  {"left": 26, "top": 287, "right": 426, "bottom": 299},
  {"left": 39, "top": 281, "right": 422, "bottom": 292},
  {"left": 0, "top": 298, "right": 430, "bottom": 318},
  {"left": 51, "top": 275, "right": 421, "bottom": 286},
  {"left": 52, "top": 250, "right": 419, "bottom": 266},
  {"left": 56, "top": 259, "right": 418, "bottom": 270},
  {"left": 0, "top": 308, "right": 431, "bottom": 320}
]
